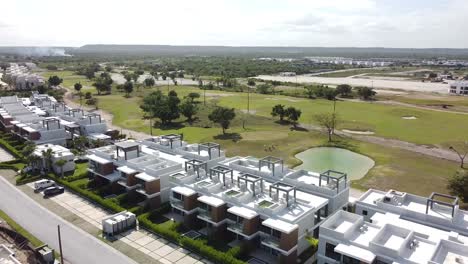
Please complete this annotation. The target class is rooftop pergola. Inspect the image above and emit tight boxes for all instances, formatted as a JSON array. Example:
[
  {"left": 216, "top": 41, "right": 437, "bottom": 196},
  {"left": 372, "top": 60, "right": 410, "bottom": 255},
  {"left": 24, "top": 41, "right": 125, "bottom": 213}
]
[
  {"left": 115, "top": 141, "right": 140, "bottom": 160},
  {"left": 185, "top": 159, "right": 207, "bottom": 178},
  {"left": 42, "top": 118, "right": 60, "bottom": 130},
  {"left": 161, "top": 134, "right": 183, "bottom": 149},
  {"left": 64, "top": 123, "right": 81, "bottom": 139},
  {"left": 238, "top": 173, "right": 264, "bottom": 196},
  {"left": 259, "top": 156, "right": 284, "bottom": 176},
  {"left": 209, "top": 165, "right": 233, "bottom": 186},
  {"left": 319, "top": 170, "right": 347, "bottom": 194},
  {"left": 53, "top": 102, "right": 67, "bottom": 112},
  {"left": 68, "top": 108, "right": 83, "bottom": 117},
  {"left": 85, "top": 113, "right": 102, "bottom": 123},
  {"left": 269, "top": 182, "right": 296, "bottom": 207},
  {"left": 198, "top": 142, "right": 221, "bottom": 159},
  {"left": 426, "top": 192, "right": 459, "bottom": 217}
]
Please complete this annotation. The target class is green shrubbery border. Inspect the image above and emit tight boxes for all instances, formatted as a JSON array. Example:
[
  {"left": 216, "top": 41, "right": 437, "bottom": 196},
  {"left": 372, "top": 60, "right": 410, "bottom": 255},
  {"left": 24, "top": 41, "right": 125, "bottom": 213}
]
[{"left": 138, "top": 207, "right": 246, "bottom": 264}]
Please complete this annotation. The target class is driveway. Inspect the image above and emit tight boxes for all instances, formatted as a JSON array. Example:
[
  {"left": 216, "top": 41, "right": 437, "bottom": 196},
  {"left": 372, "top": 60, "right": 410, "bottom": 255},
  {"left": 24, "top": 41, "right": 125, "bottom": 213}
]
[{"left": 0, "top": 176, "right": 137, "bottom": 264}]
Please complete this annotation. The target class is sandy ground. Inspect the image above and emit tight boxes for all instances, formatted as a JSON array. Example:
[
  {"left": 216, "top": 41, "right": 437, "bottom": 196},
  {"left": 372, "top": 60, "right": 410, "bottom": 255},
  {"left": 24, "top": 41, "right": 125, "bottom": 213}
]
[{"left": 257, "top": 74, "right": 451, "bottom": 93}]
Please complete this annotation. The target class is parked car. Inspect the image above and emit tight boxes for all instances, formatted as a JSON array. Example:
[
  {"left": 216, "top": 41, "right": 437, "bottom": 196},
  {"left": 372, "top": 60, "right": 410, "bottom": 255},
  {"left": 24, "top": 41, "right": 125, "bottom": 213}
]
[
  {"left": 34, "top": 179, "right": 55, "bottom": 192},
  {"left": 43, "top": 186, "right": 64, "bottom": 197}
]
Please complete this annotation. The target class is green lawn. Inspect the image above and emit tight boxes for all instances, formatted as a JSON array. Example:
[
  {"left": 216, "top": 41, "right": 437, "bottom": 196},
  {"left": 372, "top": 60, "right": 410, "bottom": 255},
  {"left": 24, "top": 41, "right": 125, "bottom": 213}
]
[
  {"left": 40, "top": 70, "right": 95, "bottom": 92},
  {"left": 68, "top": 86, "right": 463, "bottom": 196},
  {"left": 0, "top": 209, "right": 44, "bottom": 247},
  {"left": 94, "top": 85, "right": 468, "bottom": 146}
]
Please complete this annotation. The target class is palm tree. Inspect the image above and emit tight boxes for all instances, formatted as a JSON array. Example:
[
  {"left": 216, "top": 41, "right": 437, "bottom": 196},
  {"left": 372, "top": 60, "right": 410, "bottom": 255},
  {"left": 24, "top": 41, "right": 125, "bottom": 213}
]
[
  {"left": 41, "top": 148, "right": 54, "bottom": 172},
  {"left": 55, "top": 159, "right": 67, "bottom": 177},
  {"left": 28, "top": 154, "right": 42, "bottom": 172}
]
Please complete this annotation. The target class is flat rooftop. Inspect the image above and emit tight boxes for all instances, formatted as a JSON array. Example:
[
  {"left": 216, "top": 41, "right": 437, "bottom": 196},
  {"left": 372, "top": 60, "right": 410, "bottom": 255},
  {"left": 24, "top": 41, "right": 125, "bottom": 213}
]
[
  {"left": 357, "top": 189, "right": 468, "bottom": 235},
  {"left": 320, "top": 210, "right": 468, "bottom": 264}
]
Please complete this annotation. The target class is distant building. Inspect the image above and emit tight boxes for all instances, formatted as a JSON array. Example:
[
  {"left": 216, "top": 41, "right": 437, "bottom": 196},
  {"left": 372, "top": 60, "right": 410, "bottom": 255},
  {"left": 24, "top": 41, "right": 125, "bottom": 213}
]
[
  {"left": 279, "top": 72, "right": 296, "bottom": 77},
  {"left": 3, "top": 63, "right": 44, "bottom": 90},
  {"left": 449, "top": 81, "right": 468, "bottom": 95}
]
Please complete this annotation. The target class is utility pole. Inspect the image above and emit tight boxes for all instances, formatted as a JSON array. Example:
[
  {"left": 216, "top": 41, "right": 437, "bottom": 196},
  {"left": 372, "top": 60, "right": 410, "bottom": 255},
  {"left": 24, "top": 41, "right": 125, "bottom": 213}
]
[
  {"left": 57, "top": 225, "right": 64, "bottom": 264},
  {"left": 247, "top": 86, "right": 250, "bottom": 114},
  {"left": 203, "top": 88, "right": 206, "bottom": 106}
]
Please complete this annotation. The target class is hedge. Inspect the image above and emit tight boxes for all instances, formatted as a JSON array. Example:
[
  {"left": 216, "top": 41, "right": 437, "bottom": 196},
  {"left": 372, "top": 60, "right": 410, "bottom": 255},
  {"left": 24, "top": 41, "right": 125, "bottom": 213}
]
[
  {"left": 16, "top": 174, "right": 42, "bottom": 185},
  {"left": 138, "top": 208, "right": 246, "bottom": 264},
  {"left": 0, "top": 138, "right": 23, "bottom": 159},
  {"left": 46, "top": 174, "right": 126, "bottom": 213}
]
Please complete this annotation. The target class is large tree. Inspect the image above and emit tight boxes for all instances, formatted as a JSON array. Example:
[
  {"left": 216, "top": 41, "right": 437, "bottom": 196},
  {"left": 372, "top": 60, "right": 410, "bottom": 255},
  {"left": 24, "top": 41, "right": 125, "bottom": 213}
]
[
  {"left": 271, "top": 104, "right": 287, "bottom": 121},
  {"left": 93, "top": 73, "right": 113, "bottom": 95},
  {"left": 48, "top": 75, "right": 63, "bottom": 87},
  {"left": 123, "top": 81, "right": 134, "bottom": 97},
  {"left": 208, "top": 107, "right": 236, "bottom": 134},
  {"left": 447, "top": 170, "right": 468, "bottom": 202},
  {"left": 74, "top": 82, "right": 82, "bottom": 93},
  {"left": 314, "top": 112, "right": 340, "bottom": 142},
  {"left": 144, "top": 77, "right": 155, "bottom": 88},
  {"left": 187, "top": 92, "right": 200, "bottom": 103},
  {"left": 355, "top": 86, "right": 376, "bottom": 100},
  {"left": 180, "top": 100, "right": 198, "bottom": 122},
  {"left": 286, "top": 107, "right": 302, "bottom": 128},
  {"left": 335, "top": 84, "right": 353, "bottom": 97},
  {"left": 140, "top": 90, "right": 180, "bottom": 125}
]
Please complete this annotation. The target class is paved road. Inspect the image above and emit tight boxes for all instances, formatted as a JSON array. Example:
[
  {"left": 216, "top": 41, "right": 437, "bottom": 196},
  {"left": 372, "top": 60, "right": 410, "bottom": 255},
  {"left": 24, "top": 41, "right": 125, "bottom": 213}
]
[{"left": 0, "top": 176, "right": 137, "bottom": 264}]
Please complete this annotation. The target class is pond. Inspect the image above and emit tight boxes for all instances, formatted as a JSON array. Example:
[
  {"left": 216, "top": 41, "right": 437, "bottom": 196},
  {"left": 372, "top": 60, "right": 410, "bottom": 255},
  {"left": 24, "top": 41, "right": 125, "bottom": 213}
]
[{"left": 294, "top": 147, "right": 375, "bottom": 181}]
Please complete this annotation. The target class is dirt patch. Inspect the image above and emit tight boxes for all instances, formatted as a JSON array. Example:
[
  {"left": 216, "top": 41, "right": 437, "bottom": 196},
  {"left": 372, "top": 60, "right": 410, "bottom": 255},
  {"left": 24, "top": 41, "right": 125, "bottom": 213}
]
[
  {"left": 402, "top": 116, "right": 417, "bottom": 120},
  {"left": 240, "top": 109, "right": 257, "bottom": 114},
  {"left": 342, "top": 129, "right": 375, "bottom": 135}
]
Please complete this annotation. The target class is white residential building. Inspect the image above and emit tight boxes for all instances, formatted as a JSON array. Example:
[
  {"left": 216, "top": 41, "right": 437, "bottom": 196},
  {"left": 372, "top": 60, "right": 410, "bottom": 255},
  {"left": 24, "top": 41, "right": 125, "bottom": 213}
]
[
  {"left": 34, "top": 144, "right": 75, "bottom": 174},
  {"left": 449, "top": 81, "right": 468, "bottom": 95},
  {"left": 85, "top": 135, "right": 350, "bottom": 264},
  {"left": 317, "top": 189, "right": 468, "bottom": 264}
]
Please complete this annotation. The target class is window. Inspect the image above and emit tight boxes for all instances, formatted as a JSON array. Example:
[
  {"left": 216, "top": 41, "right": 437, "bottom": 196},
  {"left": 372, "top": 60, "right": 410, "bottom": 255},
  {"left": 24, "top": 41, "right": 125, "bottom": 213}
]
[
  {"left": 362, "top": 210, "right": 368, "bottom": 216},
  {"left": 343, "top": 256, "right": 361, "bottom": 264},
  {"left": 272, "top": 229, "right": 282, "bottom": 239},
  {"left": 172, "top": 192, "right": 183, "bottom": 200},
  {"left": 325, "top": 243, "right": 341, "bottom": 261}
]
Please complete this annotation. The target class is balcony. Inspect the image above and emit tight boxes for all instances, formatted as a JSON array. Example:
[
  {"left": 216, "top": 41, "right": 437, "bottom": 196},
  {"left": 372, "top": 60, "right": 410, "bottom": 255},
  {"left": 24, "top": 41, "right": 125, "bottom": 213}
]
[
  {"left": 261, "top": 233, "right": 280, "bottom": 249},
  {"left": 170, "top": 198, "right": 184, "bottom": 209},
  {"left": 227, "top": 221, "right": 243, "bottom": 233},
  {"left": 197, "top": 208, "right": 212, "bottom": 221},
  {"left": 117, "top": 178, "right": 140, "bottom": 190}
]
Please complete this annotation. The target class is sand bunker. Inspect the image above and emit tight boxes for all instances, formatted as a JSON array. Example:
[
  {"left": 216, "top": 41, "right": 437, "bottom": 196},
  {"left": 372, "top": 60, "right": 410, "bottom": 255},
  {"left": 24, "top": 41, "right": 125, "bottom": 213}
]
[
  {"left": 402, "top": 116, "right": 417, "bottom": 120},
  {"left": 265, "top": 97, "right": 303, "bottom": 102},
  {"left": 342, "top": 129, "right": 375, "bottom": 135}
]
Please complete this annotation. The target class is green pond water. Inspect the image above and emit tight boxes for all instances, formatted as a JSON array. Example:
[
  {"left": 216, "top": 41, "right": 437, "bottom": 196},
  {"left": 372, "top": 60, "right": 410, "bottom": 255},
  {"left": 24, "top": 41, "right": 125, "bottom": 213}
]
[{"left": 294, "top": 147, "right": 375, "bottom": 180}]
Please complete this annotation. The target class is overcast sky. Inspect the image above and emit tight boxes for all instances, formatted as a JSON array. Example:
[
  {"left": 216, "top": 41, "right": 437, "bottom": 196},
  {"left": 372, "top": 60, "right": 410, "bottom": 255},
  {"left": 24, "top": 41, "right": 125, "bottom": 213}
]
[{"left": 1, "top": 0, "right": 467, "bottom": 48}]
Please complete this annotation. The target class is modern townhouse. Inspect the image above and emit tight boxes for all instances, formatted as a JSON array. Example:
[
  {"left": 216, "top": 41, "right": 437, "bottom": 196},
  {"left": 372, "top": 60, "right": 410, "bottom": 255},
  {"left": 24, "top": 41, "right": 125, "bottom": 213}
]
[
  {"left": 0, "top": 96, "right": 70, "bottom": 145},
  {"left": 317, "top": 189, "right": 468, "bottom": 264},
  {"left": 355, "top": 189, "right": 468, "bottom": 236},
  {"left": 169, "top": 155, "right": 335, "bottom": 263},
  {"left": 84, "top": 134, "right": 350, "bottom": 263}
]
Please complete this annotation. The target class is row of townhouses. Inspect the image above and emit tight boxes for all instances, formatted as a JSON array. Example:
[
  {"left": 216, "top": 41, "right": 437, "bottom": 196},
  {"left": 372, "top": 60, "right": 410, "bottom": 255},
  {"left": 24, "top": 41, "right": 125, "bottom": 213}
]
[
  {"left": 0, "top": 94, "right": 110, "bottom": 146},
  {"left": 85, "top": 136, "right": 468, "bottom": 264},
  {"left": 2, "top": 63, "right": 45, "bottom": 90},
  {"left": 86, "top": 135, "right": 350, "bottom": 263},
  {"left": 318, "top": 189, "right": 468, "bottom": 264}
]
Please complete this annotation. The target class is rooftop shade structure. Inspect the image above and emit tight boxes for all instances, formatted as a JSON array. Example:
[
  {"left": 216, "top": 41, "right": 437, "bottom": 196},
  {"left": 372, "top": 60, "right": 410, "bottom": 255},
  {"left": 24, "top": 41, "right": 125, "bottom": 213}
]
[
  {"left": 185, "top": 159, "right": 207, "bottom": 178},
  {"left": 426, "top": 192, "right": 459, "bottom": 217},
  {"left": 115, "top": 141, "right": 140, "bottom": 160},
  {"left": 269, "top": 182, "right": 297, "bottom": 207},
  {"left": 209, "top": 165, "right": 233, "bottom": 186},
  {"left": 259, "top": 156, "right": 284, "bottom": 175},
  {"left": 238, "top": 173, "right": 264, "bottom": 196},
  {"left": 161, "top": 134, "right": 183, "bottom": 149},
  {"left": 198, "top": 142, "right": 221, "bottom": 159},
  {"left": 319, "top": 170, "right": 348, "bottom": 193}
]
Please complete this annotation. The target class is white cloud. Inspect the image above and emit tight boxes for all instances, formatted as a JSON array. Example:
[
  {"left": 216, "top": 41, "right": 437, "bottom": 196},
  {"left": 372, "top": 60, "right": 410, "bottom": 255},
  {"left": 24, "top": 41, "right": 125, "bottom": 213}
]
[{"left": 0, "top": 0, "right": 467, "bottom": 48}]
